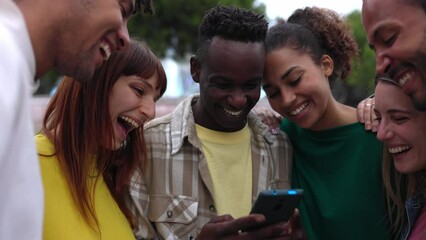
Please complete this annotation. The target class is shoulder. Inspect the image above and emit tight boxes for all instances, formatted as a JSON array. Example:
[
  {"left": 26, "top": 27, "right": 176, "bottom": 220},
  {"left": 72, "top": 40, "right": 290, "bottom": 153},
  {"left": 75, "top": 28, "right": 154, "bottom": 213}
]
[
  {"left": 247, "top": 113, "right": 292, "bottom": 147},
  {"left": 144, "top": 113, "right": 173, "bottom": 132},
  {"left": 35, "top": 135, "right": 63, "bottom": 181},
  {"left": 0, "top": 2, "right": 34, "bottom": 75},
  {"left": 35, "top": 134, "right": 55, "bottom": 155}
]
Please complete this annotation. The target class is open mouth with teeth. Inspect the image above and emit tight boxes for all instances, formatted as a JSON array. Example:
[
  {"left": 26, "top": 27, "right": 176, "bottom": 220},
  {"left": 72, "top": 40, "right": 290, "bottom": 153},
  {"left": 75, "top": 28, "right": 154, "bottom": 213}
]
[
  {"left": 290, "top": 102, "right": 309, "bottom": 117},
  {"left": 398, "top": 71, "right": 414, "bottom": 86},
  {"left": 389, "top": 145, "right": 411, "bottom": 155},
  {"left": 117, "top": 115, "right": 140, "bottom": 135},
  {"left": 99, "top": 42, "right": 112, "bottom": 61},
  {"left": 223, "top": 107, "right": 243, "bottom": 117}
]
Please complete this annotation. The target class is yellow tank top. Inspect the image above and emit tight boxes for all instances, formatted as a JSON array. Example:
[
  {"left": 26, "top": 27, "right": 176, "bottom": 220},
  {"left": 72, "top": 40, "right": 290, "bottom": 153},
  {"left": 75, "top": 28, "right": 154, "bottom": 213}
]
[{"left": 35, "top": 134, "right": 135, "bottom": 240}]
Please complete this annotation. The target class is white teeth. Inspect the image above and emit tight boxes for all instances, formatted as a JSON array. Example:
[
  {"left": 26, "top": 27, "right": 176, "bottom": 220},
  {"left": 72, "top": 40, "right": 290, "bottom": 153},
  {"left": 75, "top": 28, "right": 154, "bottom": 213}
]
[
  {"left": 120, "top": 139, "right": 128, "bottom": 149},
  {"left": 388, "top": 145, "right": 411, "bottom": 154},
  {"left": 290, "top": 102, "right": 309, "bottom": 116},
  {"left": 398, "top": 72, "right": 413, "bottom": 86},
  {"left": 100, "top": 42, "right": 111, "bottom": 61},
  {"left": 224, "top": 108, "right": 242, "bottom": 116},
  {"left": 119, "top": 116, "right": 140, "bottom": 129}
]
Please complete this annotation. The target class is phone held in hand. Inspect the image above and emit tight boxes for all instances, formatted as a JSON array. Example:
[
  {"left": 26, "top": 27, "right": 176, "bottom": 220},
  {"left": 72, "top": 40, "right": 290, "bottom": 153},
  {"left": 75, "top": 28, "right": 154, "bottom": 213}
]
[{"left": 249, "top": 189, "right": 304, "bottom": 227}]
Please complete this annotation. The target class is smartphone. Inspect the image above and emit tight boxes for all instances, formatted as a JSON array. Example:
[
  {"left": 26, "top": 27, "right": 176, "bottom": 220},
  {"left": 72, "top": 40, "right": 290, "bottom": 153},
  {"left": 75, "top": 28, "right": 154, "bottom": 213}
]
[{"left": 249, "top": 189, "right": 304, "bottom": 227}]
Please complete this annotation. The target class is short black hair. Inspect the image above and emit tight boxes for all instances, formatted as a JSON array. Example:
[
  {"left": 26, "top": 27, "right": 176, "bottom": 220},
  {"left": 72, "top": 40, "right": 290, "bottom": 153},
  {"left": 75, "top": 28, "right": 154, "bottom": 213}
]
[{"left": 196, "top": 5, "right": 268, "bottom": 61}]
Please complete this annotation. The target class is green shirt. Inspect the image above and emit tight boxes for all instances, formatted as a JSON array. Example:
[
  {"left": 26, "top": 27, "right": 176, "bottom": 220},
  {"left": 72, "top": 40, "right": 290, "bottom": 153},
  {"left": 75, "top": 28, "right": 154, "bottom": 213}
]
[{"left": 281, "top": 120, "right": 389, "bottom": 240}]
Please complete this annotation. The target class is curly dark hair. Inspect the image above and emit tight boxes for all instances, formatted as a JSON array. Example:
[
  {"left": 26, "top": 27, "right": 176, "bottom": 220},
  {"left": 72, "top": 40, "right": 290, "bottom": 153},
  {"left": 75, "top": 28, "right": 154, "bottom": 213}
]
[
  {"left": 134, "top": 0, "right": 154, "bottom": 15},
  {"left": 196, "top": 5, "right": 268, "bottom": 61},
  {"left": 265, "top": 7, "right": 358, "bottom": 83}
]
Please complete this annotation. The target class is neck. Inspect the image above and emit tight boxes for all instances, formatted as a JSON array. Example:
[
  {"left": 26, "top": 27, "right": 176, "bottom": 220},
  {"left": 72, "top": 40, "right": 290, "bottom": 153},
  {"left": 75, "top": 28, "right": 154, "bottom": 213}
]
[
  {"left": 15, "top": 0, "right": 55, "bottom": 79},
  {"left": 310, "top": 98, "right": 357, "bottom": 131}
]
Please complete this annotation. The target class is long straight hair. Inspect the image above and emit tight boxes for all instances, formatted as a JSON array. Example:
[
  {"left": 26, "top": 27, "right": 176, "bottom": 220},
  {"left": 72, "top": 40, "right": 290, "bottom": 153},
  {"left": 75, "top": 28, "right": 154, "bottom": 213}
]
[{"left": 41, "top": 40, "right": 167, "bottom": 230}]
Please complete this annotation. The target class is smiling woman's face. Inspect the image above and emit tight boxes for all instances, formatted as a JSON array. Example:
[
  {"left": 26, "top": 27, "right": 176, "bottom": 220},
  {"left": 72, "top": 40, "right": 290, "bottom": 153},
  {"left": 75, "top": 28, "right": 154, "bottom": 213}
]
[
  {"left": 108, "top": 73, "right": 160, "bottom": 150},
  {"left": 374, "top": 80, "right": 426, "bottom": 173},
  {"left": 263, "top": 46, "right": 334, "bottom": 131}
]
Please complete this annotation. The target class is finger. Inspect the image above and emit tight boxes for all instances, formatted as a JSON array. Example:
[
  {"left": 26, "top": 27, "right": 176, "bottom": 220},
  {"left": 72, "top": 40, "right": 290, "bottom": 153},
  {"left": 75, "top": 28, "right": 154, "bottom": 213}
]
[
  {"left": 208, "top": 214, "right": 234, "bottom": 224},
  {"left": 288, "top": 209, "right": 308, "bottom": 240},
  {"left": 371, "top": 105, "right": 379, "bottom": 132},
  {"left": 229, "top": 214, "right": 265, "bottom": 231},
  {"left": 357, "top": 99, "right": 367, "bottom": 123},
  {"left": 198, "top": 215, "right": 237, "bottom": 238},
  {"left": 244, "top": 221, "right": 289, "bottom": 239},
  {"left": 288, "top": 208, "right": 301, "bottom": 234},
  {"left": 363, "top": 98, "right": 375, "bottom": 130}
]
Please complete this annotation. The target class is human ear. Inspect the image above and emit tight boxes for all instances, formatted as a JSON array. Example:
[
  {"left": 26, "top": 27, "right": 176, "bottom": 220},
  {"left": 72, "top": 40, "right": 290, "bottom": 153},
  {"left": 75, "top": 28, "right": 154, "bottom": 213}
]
[
  {"left": 190, "top": 56, "right": 201, "bottom": 83},
  {"left": 320, "top": 55, "right": 334, "bottom": 77}
]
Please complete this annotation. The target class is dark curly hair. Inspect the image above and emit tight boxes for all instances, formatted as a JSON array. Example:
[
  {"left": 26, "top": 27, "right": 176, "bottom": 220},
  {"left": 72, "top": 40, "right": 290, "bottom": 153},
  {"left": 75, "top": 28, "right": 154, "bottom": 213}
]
[
  {"left": 265, "top": 7, "right": 358, "bottom": 83},
  {"left": 134, "top": 0, "right": 154, "bottom": 15},
  {"left": 196, "top": 5, "right": 268, "bottom": 61}
]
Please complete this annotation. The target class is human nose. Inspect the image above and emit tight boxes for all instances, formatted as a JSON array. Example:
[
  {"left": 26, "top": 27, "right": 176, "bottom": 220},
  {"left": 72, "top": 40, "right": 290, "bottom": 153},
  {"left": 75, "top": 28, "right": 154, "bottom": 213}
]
[
  {"left": 376, "top": 121, "right": 394, "bottom": 142},
  {"left": 375, "top": 50, "right": 391, "bottom": 75},
  {"left": 280, "top": 88, "right": 296, "bottom": 109},
  {"left": 116, "top": 23, "right": 130, "bottom": 51},
  {"left": 229, "top": 89, "right": 247, "bottom": 109},
  {"left": 140, "top": 98, "right": 156, "bottom": 122}
]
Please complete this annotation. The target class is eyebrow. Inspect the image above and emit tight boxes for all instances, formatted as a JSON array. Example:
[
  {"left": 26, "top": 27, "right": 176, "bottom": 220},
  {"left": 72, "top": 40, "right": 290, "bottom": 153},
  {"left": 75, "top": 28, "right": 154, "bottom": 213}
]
[
  {"left": 263, "top": 66, "right": 298, "bottom": 90},
  {"left": 369, "top": 22, "right": 391, "bottom": 50},
  {"left": 137, "top": 76, "right": 155, "bottom": 90},
  {"left": 387, "top": 109, "right": 411, "bottom": 114}
]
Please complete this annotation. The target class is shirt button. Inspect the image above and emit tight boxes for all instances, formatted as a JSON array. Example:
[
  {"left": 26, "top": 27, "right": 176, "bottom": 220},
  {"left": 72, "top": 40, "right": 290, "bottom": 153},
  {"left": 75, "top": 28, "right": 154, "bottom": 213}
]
[
  {"left": 209, "top": 205, "right": 216, "bottom": 213},
  {"left": 167, "top": 210, "right": 173, "bottom": 218}
]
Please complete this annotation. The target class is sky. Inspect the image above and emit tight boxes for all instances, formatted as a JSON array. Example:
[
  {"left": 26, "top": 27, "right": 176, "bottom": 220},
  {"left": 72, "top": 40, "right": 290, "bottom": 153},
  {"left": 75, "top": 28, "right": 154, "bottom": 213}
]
[{"left": 257, "top": 0, "right": 362, "bottom": 20}]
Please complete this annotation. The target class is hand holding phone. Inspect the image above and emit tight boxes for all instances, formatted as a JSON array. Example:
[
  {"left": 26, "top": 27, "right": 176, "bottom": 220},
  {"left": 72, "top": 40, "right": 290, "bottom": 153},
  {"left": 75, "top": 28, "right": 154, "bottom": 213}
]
[{"left": 249, "top": 189, "right": 303, "bottom": 227}]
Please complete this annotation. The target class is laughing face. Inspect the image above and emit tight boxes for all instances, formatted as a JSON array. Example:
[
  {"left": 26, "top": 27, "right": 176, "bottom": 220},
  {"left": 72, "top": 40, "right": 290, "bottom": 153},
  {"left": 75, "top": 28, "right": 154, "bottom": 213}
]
[
  {"left": 108, "top": 73, "right": 161, "bottom": 150},
  {"left": 263, "top": 46, "right": 334, "bottom": 130},
  {"left": 362, "top": 0, "right": 426, "bottom": 110},
  {"left": 191, "top": 37, "right": 264, "bottom": 132},
  {"left": 51, "top": 0, "right": 136, "bottom": 81},
  {"left": 374, "top": 80, "right": 426, "bottom": 173}
]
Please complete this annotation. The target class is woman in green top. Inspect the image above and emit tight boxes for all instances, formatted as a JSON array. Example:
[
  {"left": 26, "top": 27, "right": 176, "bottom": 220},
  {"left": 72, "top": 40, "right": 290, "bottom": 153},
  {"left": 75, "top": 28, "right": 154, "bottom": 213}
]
[{"left": 262, "top": 7, "right": 389, "bottom": 240}]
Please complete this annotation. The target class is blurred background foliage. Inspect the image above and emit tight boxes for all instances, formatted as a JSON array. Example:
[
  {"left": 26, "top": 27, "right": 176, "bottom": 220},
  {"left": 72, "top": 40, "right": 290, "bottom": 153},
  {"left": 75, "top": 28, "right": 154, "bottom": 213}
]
[
  {"left": 129, "top": 0, "right": 266, "bottom": 60},
  {"left": 35, "top": 1, "right": 375, "bottom": 106}
]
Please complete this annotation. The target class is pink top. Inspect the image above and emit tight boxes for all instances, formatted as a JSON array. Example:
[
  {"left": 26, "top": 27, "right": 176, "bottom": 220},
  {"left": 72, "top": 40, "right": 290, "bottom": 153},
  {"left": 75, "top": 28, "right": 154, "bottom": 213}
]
[{"left": 408, "top": 207, "right": 426, "bottom": 240}]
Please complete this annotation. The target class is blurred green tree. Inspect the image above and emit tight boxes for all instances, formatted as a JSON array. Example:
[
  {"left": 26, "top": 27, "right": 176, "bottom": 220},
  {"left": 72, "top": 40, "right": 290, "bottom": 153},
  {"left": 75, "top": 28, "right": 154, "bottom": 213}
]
[{"left": 345, "top": 10, "right": 376, "bottom": 97}]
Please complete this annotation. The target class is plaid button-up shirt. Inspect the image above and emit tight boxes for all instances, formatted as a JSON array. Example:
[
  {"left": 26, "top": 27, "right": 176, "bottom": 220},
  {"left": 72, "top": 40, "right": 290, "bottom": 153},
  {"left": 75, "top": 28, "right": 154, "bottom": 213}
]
[{"left": 129, "top": 94, "right": 293, "bottom": 240}]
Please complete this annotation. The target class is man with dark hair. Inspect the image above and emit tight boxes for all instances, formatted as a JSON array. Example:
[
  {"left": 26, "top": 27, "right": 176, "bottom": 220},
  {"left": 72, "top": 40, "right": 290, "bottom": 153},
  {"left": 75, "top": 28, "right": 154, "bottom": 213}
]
[
  {"left": 0, "top": 0, "right": 153, "bottom": 239},
  {"left": 130, "top": 5, "right": 293, "bottom": 239},
  {"left": 362, "top": 0, "right": 426, "bottom": 110}
]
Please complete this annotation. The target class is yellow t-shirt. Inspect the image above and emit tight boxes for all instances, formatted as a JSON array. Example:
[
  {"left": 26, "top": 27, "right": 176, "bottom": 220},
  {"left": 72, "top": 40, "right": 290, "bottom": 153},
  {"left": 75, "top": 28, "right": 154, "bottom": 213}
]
[
  {"left": 195, "top": 124, "right": 252, "bottom": 218},
  {"left": 35, "top": 134, "right": 135, "bottom": 240}
]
